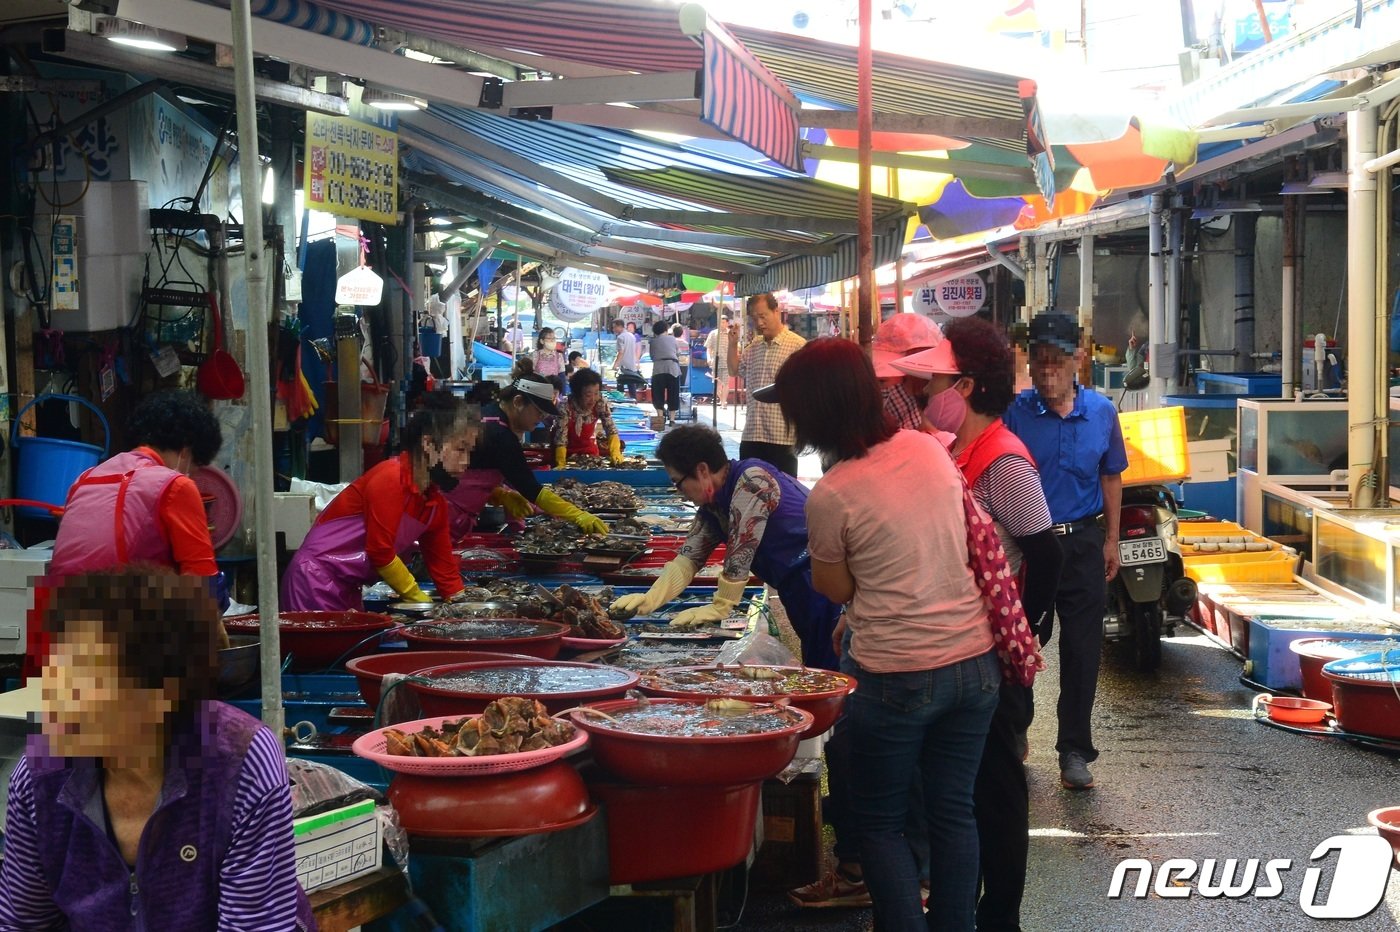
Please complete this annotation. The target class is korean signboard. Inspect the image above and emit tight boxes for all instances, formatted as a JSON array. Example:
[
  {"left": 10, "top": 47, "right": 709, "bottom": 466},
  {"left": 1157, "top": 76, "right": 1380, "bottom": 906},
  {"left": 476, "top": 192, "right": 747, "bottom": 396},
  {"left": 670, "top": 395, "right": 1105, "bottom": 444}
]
[
  {"left": 304, "top": 112, "right": 399, "bottom": 224},
  {"left": 550, "top": 267, "right": 609, "bottom": 323}
]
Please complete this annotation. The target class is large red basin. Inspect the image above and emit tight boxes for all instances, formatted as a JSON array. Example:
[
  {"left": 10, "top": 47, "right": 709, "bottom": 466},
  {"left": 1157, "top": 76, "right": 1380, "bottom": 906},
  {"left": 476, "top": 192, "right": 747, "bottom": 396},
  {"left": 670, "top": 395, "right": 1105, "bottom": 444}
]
[
  {"left": 223, "top": 611, "right": 395, "bottom": 672},
  {"left": 345, "top": 650, "right": 534, "bottom": 708},
  {"left": 588, "top": 779, "right": 760, "bottom": 884},
  {"left": 388, "top": 760, "right": 594, "bottom": 838},
  {"left": 400, "top": 618, "right": 567, "bottom": 659},
  {"left": 1290, "top": 637, "right": 1400, "bottom": 703},
  {"left": 408, "top": 659, "right": 640, "bottom": 717},
  {"left": 637, "top": 665, "right": 855, "bottom": 738},
  {"left": 1322, "top": 664, "right": 1400, "bottom": 740},
  {"left": 569, "top": 697, "right": 812, "bottom": 787}
]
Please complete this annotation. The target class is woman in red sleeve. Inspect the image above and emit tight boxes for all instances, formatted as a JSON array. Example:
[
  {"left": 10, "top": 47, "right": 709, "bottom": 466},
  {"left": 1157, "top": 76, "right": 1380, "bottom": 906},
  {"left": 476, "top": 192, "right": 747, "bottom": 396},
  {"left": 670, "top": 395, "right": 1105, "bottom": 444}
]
[{"left": 281, "top": 394, "right": 480, "bottom": 610}]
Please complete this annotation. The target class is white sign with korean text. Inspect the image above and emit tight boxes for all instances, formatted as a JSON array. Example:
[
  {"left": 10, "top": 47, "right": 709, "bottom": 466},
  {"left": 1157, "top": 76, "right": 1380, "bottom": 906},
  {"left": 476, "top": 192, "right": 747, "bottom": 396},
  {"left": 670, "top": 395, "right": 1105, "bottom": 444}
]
[
  {"left": 934, "top": 275, "right": 987, "bottom": 317},
  {"left": 551, "top": 268, "right": 609, "bottom": 322}
]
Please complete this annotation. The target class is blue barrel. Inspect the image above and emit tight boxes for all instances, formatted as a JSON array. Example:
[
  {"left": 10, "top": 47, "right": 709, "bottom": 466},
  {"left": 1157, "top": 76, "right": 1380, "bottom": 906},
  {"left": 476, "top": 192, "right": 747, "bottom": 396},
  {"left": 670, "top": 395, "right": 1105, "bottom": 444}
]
[{"left": 11, "top": 394, "right": 110, "bottom": 521}]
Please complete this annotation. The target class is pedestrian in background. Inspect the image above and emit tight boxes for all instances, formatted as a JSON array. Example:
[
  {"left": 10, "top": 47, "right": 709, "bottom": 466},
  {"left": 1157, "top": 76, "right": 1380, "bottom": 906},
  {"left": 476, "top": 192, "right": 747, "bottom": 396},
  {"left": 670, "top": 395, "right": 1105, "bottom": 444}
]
[
  {"left": 704, "top": 315, "right": 734, "bottom": 406},
  {"left": 610, "top": 318, "right": 642, "bottom": 398},
  {"left": 738, "top": 293, "right": 805, "bottom": 476},
  {"left": 649, "top": 320, "right": 681, "bottom": 429},
  {"left": 1004, "top": 312, "right": 1126, "bottom": 792}
]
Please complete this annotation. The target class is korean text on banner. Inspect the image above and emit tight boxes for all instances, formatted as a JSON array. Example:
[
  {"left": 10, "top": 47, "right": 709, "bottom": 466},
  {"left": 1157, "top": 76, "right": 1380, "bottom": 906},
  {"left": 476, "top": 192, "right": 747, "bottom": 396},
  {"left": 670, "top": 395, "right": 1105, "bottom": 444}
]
[{"left": 304, "top": 112, "right": 399, "bottom": 224}]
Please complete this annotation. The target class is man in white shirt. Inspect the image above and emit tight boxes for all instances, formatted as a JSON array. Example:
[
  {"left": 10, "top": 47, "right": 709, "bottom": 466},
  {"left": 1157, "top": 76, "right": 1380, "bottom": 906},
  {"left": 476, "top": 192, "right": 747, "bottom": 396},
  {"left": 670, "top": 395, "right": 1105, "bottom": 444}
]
[
  {"left": 611, "top": 318, "right": 642, "bottom": 398},
  {"left": 739, "top": 293, "right": 805, "bottom": 476},
  {"left": 704, "top": 315, "right": 734, "bottom": 407}
]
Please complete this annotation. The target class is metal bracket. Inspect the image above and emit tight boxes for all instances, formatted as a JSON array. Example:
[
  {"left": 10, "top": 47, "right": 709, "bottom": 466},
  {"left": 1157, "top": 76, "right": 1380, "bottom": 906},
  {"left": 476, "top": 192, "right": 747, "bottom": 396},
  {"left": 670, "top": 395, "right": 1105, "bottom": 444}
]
[{"left": 479, "top": 77, "right": 504, "bottom": 109}]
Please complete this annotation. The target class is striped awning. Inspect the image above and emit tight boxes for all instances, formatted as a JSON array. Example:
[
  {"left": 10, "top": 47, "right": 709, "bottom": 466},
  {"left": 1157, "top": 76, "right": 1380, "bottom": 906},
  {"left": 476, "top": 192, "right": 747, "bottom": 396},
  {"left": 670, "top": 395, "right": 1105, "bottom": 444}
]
[{"left": 603, "top": 167, "right": 909, "bottom": 223}]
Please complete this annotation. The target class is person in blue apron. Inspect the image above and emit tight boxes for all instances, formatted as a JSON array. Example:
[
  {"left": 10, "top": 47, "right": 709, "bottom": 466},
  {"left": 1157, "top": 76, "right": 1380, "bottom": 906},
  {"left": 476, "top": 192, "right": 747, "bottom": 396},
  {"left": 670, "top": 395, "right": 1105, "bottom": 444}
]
[
  {"left": 443, "top": 374, "right": 609, "bottom": 539},
  {"left": 281, "top": 394, "right": 480, "bottom": 610},
  {"left": 611, "top": 424, "right": 840, "bottom": 669}
]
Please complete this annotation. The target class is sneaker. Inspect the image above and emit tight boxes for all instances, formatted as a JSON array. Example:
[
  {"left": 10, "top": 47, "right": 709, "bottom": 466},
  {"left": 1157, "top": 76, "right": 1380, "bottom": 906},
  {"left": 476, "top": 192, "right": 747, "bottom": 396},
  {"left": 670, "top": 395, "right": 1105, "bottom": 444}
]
[
  {"left": 1060, "top": 752, "right": 1095, "bottom": 790},
  {"left": 788, "top": 868, "right": 872, "bottom": 908}
]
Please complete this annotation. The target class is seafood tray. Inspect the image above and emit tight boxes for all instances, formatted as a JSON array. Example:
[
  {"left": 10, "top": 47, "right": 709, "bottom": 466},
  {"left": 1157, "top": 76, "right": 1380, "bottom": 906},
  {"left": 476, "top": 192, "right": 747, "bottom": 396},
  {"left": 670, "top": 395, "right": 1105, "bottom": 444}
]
[
  {"left": 354, "top": 708, "right": 586, "bottom": 776},
  {"left": 564, "top": 454, "right": 648, "bottom": 470},
  {"left": 552, "top": 478, "right": 642, "bottom": 513},
  {"left": 607, "top": 645, "right": 726, "bottom": 672}
]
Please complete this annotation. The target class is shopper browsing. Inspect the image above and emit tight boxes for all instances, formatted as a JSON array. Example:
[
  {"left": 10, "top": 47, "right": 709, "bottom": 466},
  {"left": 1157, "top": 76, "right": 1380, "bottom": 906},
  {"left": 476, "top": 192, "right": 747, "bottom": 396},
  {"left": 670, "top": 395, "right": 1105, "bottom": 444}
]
[
  {"left": 649, "top": 320, "right": 682, "bottom": 429},
  {"left": 610, "top": 318, "right": 642, "bottom": 398},
  {"left": 738, "top": 293, "right": 805, "bottom": 476}
]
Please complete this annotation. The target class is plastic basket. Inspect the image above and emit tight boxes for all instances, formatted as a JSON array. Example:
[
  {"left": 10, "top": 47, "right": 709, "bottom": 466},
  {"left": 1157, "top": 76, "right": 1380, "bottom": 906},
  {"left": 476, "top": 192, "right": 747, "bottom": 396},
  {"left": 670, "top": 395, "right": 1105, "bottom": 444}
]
[
  {"left": 1183, "top": 550, "right": 1299, "bottom": 584},
  {"left": 352, "top": 714, "right": 588, "bottom": 776},
  {"left": 1119, "top": 406, "right": 1190, "bottom": 486}
]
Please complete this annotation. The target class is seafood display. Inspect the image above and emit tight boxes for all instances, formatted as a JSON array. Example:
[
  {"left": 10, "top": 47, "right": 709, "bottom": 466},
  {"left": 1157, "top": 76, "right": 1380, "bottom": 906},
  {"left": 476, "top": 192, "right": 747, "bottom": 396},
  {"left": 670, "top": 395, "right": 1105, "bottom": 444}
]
[
  {"left": 581, "top": 696, "right": 805, "bottom": 737},
  {"left": 381, "top": 697, "right": 576, "bottom": 756},
  {"left": 420, "top": 664, "right": 636, "bottom": 695},
  {"left": 411, "top": 619, "right": 564, "bottom": 641},
  {"left": 609, "top": 646, "right": 724, "bottom": 672},
  {"left": 640, "top": 665, "right": 851, "bottom": 697},
  {"left": 566, "top": 454, "right": 648, "bottom": 470},
  {"left": 555, "top": 584, "right": 626, "bottom": 639},
  {"left": 553, "top": 478, "right": 641, "bottom": 513},
  {"left": 428, "top": 601, "right": 518, "bottom": 620},
  {"left": 515, "top": 521, "right": 584, "bottom": 556}
]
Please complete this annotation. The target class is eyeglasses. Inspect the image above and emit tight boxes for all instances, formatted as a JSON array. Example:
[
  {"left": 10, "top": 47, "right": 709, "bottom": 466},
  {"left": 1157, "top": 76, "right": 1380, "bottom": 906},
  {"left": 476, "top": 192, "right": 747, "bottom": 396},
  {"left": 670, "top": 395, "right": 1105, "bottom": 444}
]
[{"left": 671, "top": 472, "right": 691, "bottom": 492}]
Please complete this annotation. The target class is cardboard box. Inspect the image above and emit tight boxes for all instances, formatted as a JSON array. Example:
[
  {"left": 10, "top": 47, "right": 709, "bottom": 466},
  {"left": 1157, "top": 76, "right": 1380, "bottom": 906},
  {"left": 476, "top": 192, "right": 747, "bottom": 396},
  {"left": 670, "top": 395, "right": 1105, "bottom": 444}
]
[{"left": 294, "top": 799, "right": 382, "bottom": 894}]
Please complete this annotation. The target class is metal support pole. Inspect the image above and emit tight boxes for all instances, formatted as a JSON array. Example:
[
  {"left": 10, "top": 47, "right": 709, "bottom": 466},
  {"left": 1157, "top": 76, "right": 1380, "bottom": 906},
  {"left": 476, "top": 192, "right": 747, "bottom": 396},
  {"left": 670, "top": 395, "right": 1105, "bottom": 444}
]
[
  {"left": 856, "top": 0, "right": 874, "bottom": 353},
  {"left": 336, "top": 316, "right": 363, "bottom": 478},
  {"left": 1234, "top": 214, "right": 1257, "bottom": 373},
  {"left": 1347, "top": 106, "right": 1379, "bottom": 506},
  {"left": 1282, "top": 186, "right": 1298, "bottom": 398},
  {"left": 230, "top": 0, "right": 282, "bottom": 733},
  {"left": 1148, "top": 194, "right": 1166, "bottom": 406},
  {"left": 1077, "top": 233, "right": 1093, "bottom": 329},
  {"left": 1165, "top": 202, "right": 1182, "bottom": 396}
]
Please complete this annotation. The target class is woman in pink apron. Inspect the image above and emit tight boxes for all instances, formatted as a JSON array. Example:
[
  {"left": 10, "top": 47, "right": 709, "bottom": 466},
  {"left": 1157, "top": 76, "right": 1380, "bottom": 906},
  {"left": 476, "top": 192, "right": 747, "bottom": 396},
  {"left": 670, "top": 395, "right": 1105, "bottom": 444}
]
[
  {"left": 552, "top": 367, "right": 621, "bottom": 468},
  {"left": 444, "top": 374, "right": 609, "bottom": 539},
  {"left": 281, "top": 395, "right": 480, "bottom": 610}
]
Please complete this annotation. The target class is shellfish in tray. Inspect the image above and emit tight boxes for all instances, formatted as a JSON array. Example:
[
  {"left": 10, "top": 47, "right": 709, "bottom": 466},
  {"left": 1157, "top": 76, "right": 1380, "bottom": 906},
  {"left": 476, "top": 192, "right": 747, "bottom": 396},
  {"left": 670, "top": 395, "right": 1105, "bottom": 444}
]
[{"left": 380, "top": 696, "right": 576, "bottom": 757}]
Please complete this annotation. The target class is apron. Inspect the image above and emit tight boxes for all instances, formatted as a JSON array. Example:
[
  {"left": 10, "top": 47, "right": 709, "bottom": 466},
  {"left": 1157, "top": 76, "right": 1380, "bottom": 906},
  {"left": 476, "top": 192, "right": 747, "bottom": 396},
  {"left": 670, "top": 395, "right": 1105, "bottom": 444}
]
[
  {"left": 444, "top": 467, "right": 505, "bottom": 541},
  {"left": 565, "top": 410, "right": 601, "bottom": 456},
  {"left": 281, "top": 497, "right": 432, "bottom": 611}
]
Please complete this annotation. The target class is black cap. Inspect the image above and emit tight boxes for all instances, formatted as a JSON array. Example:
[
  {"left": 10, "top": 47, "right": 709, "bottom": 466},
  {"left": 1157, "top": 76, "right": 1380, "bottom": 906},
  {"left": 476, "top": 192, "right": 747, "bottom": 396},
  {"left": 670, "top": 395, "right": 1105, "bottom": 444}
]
[{"left": 1027, "top": 313, "right": 1081, "bottom": 354}]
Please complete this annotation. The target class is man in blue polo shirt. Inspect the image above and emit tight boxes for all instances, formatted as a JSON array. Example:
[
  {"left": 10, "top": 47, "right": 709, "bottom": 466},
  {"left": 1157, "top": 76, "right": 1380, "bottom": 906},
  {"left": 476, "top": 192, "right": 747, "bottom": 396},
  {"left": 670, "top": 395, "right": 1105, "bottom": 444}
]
[{"left": 1005, "top": 312, "right": 1127, "bottom": 791}]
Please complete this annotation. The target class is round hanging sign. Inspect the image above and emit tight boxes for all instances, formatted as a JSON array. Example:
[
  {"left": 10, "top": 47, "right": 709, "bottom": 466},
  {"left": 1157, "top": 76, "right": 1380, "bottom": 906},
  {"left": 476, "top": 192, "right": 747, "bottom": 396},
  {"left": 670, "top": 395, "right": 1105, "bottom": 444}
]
[
  {"left": 933, "top": 275, "right": 987, "bottom": 318},
  {"left": 911, "top": 284, "right": 941, "bottom": 316},
  {"left": 550, "top": 267, "right": 609, "bottom": 322}
]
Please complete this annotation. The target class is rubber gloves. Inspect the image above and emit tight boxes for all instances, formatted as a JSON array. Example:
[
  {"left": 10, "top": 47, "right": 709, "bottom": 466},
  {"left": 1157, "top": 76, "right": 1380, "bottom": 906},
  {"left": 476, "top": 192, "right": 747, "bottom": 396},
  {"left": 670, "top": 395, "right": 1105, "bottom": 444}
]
[
  {"left": 377, "top": 557, "right": 431, "bottom": 603},
  {"left": 669, "top": 574, "right": 748, "bottom": 629},
  {"left": 536, "top": 487, "right": 609, "bottom": 535},
  {"left": 554, "top": 446, "right": 568, "bottom": 469},
  {"left": 607, "top": 433, "right": 624, "bottom": 465},
  {"left": 611, "top": 557, "right": 699, "bottom": 616},
  {"left": 488, "top": 486, "right": 534, "bottom": 520}
]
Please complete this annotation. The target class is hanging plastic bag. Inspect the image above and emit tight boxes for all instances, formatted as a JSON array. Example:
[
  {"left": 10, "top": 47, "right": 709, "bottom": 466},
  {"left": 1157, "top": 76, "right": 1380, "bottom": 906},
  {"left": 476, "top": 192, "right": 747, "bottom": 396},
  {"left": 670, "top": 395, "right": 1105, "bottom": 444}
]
[{"left": 716, "top": 627, "right": 798, "bottom": 667}]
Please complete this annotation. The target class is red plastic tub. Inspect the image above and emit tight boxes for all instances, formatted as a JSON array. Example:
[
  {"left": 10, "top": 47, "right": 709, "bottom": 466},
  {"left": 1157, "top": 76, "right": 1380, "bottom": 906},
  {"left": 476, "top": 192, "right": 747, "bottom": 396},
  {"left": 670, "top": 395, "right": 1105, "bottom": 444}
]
[
  {"left": 1367, "top": 806, "right": 1400, "bottom": 869},
  {"left": 588, "top": 779, "right": 760, "bottom": 884},
  {"left": 408, "top": 659, "right": 640, "bottom": 716},
  {"left": 1290, "top": 638, "right": 1400, "bottom": 703},
  {"left": 569, "top": 697, "right": 812, "bottom": 786},
  {"left": 1321, "top": 657, "right": 1400, "bottom": 740},
  {"left": 388, "top": 761, "right": 595, "bottom": 838},
  {"left": 345, "top": 650, "right": 533, "bottom": 708},
  {"left": 223, "top": 611, "right": 395, "bottom": 672},
  {"left": 637, "top": 665, "right": 856, "bottom": 738},
  {"left": 400, "top": 619, "right": 568, "bottom": 659}
]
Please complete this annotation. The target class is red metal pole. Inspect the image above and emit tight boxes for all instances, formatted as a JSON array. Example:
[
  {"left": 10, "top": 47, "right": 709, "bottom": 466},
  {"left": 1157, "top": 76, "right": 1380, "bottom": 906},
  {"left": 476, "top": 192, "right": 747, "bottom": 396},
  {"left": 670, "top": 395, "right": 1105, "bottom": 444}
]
[{"left": 857, "top": 0, "right": 874, "bottom": 354}]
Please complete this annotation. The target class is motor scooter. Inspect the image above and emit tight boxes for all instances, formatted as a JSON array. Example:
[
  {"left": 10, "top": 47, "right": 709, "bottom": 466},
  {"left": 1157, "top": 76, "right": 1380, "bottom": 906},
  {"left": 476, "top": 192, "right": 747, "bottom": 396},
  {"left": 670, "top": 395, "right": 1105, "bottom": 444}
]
[{"left": 1102, "top": 483, "right": 1198, "bottom": 672}]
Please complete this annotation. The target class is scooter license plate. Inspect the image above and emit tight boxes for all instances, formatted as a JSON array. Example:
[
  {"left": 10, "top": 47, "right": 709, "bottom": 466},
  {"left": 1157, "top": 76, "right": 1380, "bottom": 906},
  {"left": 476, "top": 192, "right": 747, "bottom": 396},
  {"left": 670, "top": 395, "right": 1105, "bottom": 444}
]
[{"left": 1119, "top": 538, "right": 1167, "bottom": 566}]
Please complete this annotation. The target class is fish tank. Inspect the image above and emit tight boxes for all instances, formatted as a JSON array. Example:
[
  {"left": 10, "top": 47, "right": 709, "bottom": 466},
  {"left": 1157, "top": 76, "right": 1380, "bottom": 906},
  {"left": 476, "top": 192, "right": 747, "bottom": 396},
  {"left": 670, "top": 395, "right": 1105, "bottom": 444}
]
[
  {"left": 1313, "top": 510, "right": 1392, "bottom": 606},
  {"left": 1237, "top": 399, "right": 1348, "bottom": 479}
]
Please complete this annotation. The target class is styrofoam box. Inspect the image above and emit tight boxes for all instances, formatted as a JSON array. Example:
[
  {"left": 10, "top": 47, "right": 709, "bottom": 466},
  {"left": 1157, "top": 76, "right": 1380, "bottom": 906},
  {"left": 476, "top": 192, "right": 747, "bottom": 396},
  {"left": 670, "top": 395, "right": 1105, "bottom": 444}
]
[
  {"left": 293, "top": 799, "right": 382, "bottom": 894},
  {"left": 0, "top": 549, "right": 51, "bottom": 656}
]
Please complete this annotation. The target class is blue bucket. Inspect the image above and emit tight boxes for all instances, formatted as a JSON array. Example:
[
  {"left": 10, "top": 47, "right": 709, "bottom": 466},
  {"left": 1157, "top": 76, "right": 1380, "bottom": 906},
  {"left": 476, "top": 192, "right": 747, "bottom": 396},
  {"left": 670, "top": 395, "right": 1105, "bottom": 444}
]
[
  {"left": 12, "top": 394, "right": 110, "bottom": 521},
  {"left": 419, "top": 327, "right": 444, "bottom": 358}
]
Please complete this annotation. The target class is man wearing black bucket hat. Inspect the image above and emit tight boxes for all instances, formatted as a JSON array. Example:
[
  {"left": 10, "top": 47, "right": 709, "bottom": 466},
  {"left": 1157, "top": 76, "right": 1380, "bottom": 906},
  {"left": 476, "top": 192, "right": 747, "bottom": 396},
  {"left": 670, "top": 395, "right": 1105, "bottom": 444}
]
[{"left": 1005, "top": 313, "right": 1127, "bottom": 791}]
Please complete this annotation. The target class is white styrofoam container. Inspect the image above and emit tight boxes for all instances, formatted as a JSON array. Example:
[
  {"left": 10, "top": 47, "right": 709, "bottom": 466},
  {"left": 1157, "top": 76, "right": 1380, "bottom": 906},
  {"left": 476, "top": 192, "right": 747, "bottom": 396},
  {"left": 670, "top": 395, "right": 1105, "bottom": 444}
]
[
  {"left": 0, "top": 550, "right": 51, "bottom": 656},
  {"left": 293, "top": 799, "right": 382, "bottom": 894}
]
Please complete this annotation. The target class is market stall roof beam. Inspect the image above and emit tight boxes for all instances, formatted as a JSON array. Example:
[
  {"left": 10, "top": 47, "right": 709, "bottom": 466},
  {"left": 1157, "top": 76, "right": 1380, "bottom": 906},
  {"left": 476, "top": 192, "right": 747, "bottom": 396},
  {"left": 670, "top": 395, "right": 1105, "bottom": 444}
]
[
  {"left": 796, "top": 110, "right": 1025, "bottom": 140},
  {"left": 498, "top": 71, "right": 702, "bottom": 110}
]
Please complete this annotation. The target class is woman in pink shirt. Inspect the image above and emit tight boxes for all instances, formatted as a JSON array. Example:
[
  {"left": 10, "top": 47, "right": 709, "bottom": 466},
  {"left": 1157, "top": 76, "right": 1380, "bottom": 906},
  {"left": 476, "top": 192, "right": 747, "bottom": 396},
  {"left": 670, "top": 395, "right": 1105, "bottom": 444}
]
[{"left": 767, "top": 337, "right": 999, "bottom": 932}]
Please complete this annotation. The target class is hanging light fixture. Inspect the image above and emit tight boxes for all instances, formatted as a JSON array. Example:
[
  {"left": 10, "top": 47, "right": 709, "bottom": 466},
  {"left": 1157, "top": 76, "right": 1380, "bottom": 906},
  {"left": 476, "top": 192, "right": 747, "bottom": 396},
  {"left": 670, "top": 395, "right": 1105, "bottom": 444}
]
[
  {"left": 95, "top": 17, "right": 187, "bottom": 53},
  {"left": 362, "top": 86, "right": 427, "bottom": 111}
]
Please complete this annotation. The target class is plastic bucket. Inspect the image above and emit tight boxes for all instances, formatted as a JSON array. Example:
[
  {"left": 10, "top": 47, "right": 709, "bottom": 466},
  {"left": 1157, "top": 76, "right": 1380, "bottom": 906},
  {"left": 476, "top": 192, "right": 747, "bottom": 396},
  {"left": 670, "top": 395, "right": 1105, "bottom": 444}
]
[
  {"left": 419, "top": 328, "right": 444, "bottom": 357},
  {"left": 12, "top": 394, "right": 110, "bottom": 521}
]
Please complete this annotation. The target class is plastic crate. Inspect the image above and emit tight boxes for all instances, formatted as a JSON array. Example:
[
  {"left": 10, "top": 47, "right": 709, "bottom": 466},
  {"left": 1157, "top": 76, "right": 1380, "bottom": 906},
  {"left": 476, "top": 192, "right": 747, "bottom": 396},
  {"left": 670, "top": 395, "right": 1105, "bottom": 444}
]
[
  {"left": 1119, "top": 406, "right": 1190, "bottom": 486},
  {"left": 1183, "top": 549, "right": 1299, "bottom": 584}
]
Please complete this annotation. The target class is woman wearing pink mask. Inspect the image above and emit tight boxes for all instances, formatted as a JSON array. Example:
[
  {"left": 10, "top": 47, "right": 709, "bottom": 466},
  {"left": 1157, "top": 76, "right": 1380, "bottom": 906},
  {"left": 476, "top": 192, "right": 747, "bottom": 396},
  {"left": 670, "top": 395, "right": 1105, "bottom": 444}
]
[{"left": 892, "top": 316, "right": 1062, "bottom": 932}]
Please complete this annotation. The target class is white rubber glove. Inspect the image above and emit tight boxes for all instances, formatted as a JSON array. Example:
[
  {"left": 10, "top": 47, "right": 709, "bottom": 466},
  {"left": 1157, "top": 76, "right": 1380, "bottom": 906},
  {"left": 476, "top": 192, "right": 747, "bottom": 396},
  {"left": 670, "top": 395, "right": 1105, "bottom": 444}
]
[
  {"left": 611, "top": 557, "right": 698, "bottom": 616},
  {"left": 669, "top": 574, "right": 747, "bottom": 629}
]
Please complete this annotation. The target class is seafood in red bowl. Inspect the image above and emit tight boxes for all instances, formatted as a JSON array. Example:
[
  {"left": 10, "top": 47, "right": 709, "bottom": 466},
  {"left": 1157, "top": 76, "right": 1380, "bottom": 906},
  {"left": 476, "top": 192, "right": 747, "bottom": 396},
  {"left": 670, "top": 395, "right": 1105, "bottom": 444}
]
[{"left": 638, "top": 664, "right": 855, "bottom": 738}]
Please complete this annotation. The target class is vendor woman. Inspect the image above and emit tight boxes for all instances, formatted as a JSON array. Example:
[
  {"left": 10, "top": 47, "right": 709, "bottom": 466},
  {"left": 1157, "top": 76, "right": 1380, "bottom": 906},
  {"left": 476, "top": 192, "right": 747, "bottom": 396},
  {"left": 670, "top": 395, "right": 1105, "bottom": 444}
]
[
  {"left": 552, "top": 367, "right": 622, "bottom": 467},
  {"left": 612, "top": 425, "right": 842, "bottom": 668},
  {"left": 281, "top": 394, "right": 480, "bottom": 610},
  {"left": 445, "top": 373, "right": 609, "bottom": 538}
]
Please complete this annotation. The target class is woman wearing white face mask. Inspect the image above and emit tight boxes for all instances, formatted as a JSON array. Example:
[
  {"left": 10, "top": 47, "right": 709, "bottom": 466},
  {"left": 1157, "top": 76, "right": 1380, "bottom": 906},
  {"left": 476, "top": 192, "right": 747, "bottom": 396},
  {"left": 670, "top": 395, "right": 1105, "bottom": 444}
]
[{"left": 891, "top": 317, "right": 1063, "bottom": 932}]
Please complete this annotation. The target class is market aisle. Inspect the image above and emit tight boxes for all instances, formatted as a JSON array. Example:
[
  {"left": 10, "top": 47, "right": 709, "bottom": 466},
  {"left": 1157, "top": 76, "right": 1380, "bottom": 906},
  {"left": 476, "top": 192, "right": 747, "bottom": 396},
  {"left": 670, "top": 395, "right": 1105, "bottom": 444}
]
[{"left": 732, "top": 628, "right": 1400, "bottom": 931}]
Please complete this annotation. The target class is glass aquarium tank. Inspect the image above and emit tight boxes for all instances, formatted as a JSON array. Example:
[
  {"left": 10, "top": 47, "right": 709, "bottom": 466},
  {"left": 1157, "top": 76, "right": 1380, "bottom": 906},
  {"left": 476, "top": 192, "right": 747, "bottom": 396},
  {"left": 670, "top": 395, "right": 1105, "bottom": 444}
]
[
  {"left": 1236, "top": 400, "right": 1347, "bottom": 479},
  {"left": 1314, "top": 510, "right": 1394, "bottom": 606}
]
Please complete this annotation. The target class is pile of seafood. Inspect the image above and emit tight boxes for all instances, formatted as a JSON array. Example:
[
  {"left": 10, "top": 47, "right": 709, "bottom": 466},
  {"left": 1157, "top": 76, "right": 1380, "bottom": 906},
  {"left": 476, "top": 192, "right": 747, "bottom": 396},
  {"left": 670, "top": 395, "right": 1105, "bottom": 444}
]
[
  {"left": 552, "top": 478, "right": 641, "bottom": 513},
  {"left": 515, "top": 521, "right": 584, "bottom": 556},
  {"left": 640, "top": 665, "right": 850, "bottom": 696},
  {"left": 554, "top": 584, "right": 625, "bottom": 639},
  {"left": 583, "top": 696, "right": 803, "bottom": 737},
  {"left": 566, "top": 454, "right": 647, "bottom": 470},
  {"left": 382, "top": 697, "right": 576, "bottom": 757}
]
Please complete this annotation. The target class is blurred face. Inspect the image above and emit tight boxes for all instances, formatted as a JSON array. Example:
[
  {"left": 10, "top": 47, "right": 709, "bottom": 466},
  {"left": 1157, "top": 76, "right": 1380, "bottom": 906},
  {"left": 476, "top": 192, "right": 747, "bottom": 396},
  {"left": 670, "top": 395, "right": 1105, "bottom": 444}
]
[
  {"left": 428, "top": 426, "right": 480, "bottom": 477},
  {"left": 506, "top": 396, "right": 545, "bottom": 435},
  {"left": 42, "top": 618, "right": 174, "bottom": 765},
  {"left": 750, "top": 303, "right": 782, "bottom": 340},
  {"left": 1029, "top": 344, "right": 1079, "bottom": 405},
  {"left": 720, "top": 318, "right": 730, "bottom": 332},
  {"left": 576, "top": 384, "right": 601, "bottom": 410},
  {"left": 540, "top": 329, "right": 554, "bottom": 345}
]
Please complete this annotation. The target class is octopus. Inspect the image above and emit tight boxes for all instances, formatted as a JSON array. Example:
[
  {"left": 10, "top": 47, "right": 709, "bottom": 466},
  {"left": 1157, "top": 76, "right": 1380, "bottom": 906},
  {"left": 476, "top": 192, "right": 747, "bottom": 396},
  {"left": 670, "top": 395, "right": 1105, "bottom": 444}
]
[{"left": 381, "top": 696, "right": 576, "bottom": 757}]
